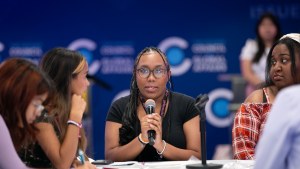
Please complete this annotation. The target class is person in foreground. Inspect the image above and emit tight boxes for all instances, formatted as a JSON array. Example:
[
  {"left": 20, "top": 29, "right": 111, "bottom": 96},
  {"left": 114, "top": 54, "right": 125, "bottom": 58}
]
[
  {"left": 240, "top": 12, "right": 282, "bottom": 95},
  {"left": 19, "top": 48, "right": 95, "bottom": 169},
  {"left": 105, "top": 46, "right": 200, "bottom": 161},
  {"left": 254, "top": 34, "right": 300, "bottom": 169},
  {"left": 0, "top": 58, "right": 53, "bottom": 169},
  {"left": 232, "top": 33, "right": 300, "bottom": 160}
]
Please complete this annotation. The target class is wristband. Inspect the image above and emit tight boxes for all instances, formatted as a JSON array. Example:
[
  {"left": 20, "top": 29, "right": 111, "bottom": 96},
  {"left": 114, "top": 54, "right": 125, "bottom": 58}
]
[
  {"left": 138, "top": 133, "right": 149, "bottom": 146},
  {"left": 156, "top": 140, "right": 166, "bottom": 158},
  {"left": 67, "top": 120, "right": 82, "bottom": 128}
]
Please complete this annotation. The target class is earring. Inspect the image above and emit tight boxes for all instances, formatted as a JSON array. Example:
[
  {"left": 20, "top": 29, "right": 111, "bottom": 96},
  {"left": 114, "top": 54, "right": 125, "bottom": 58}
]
[{"left": 168, "top": 80, "right": 172, "bottom": 90}]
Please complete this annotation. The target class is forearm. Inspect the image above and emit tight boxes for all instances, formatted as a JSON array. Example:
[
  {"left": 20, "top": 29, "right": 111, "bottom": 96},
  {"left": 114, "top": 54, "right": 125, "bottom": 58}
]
[
  {"left": 159, "top": 142, "right": 200, "bottom": 160},
  {"left": 106, "top": 136, "right": 144, "bottom": 161},
  {"left": 232, "top": 125, "right": 256, "bottom": 160},
  {"left": 232, "top": 103, "right": 260, "bottom": 160},
  {"left": 55, "top": 125, "right": 80, "bottom": 168},
  {"left": 232, "top": 128, "right": 256, "bottom": 160}
]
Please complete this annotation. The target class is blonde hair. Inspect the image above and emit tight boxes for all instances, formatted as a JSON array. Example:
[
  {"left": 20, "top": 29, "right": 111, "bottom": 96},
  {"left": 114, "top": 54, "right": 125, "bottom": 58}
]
[
  {"left": 73, "top": 58, "right": 87, "bottom": 75},
  {"left": 40, "top": 47, "right": 88, "bottom": 155}
]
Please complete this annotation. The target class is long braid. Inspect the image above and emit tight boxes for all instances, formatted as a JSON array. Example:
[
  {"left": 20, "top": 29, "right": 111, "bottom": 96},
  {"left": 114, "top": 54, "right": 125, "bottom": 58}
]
[{"left": 119, "top": 49, "right": 144, "bottom": 145}]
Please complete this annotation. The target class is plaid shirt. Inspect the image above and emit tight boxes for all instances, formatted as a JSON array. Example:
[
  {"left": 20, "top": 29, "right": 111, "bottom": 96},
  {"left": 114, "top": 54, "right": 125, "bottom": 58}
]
[{"left": 232, "top": 102, "right": 271, "bottom": 160}]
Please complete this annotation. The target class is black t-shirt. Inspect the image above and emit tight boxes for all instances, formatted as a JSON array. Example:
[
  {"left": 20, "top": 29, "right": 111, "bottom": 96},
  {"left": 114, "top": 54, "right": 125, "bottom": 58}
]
[
  {"left": 19, "top": 110, "right": 59, "bottom": 168},
  {"left": 106, "top": 91, "right": 198, "bottom": 161}
]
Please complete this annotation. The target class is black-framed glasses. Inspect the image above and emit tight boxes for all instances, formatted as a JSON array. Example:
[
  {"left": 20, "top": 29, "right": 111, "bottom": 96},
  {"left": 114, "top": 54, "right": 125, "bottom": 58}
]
[{"left": 136, "top": 67, "right": 167, "bottom": 79}]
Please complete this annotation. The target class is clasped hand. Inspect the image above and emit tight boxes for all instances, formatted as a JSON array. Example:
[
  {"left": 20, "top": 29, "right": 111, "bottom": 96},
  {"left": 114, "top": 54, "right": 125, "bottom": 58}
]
[{"left": 140, "top": 113, "right": 165, "bottom": 149}]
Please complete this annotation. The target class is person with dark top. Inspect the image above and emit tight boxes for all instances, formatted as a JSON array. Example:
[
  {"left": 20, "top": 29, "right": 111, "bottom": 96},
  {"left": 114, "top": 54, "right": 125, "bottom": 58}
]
[
  {"left": 19, "top": 48, "right": 95, "bottom": 169},
  {"left": 232, "top": 33, "right": 300, "bottom": 160},
  {"left": 105, "top": 47, "right": 201, "bottom": 162}
]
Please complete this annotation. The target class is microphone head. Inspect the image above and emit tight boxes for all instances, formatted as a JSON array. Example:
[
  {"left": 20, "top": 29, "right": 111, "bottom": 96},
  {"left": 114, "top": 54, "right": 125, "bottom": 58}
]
[
  {"left": 195, "top": 94, "right": 209, "bottom": 112},
  {"left": 145, "top": 99, "right": 156, "bottom": 108}
]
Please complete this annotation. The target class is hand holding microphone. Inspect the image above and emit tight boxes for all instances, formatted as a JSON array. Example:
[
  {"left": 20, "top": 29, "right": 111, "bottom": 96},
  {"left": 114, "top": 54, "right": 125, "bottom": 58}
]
[{"left": 144, "top": 99, "right": 156, "bottom": 145}]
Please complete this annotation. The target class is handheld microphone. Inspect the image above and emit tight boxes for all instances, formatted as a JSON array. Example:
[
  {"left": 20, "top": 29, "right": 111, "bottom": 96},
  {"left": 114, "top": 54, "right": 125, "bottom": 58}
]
[{"left": 145, "top": 99, "right": 156, "bottom": 146}]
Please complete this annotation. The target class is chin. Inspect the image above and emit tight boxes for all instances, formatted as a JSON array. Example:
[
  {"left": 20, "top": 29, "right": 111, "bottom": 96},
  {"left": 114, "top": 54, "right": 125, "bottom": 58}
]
[{"left": 142, "top": 92, "right": 156, "bottom": 99}]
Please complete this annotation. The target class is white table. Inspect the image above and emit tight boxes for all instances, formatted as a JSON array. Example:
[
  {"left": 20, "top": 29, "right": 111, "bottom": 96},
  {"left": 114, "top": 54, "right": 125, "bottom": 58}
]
[{"left": 96, "top": 160, "right": 254, "bottom": 169}]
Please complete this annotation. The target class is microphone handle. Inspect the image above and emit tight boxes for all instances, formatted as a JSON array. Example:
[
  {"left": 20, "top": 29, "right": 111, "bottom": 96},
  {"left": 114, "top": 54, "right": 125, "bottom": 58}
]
[
  {"left": 147, "top": 130, "right": 155, "bottom": 145},
  {"left": 146, "top": 105, "right": 156, "bottom": 145}
]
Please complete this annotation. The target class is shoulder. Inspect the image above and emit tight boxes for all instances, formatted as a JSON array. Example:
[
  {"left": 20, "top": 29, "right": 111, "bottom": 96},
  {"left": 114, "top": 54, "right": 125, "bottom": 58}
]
[
  {"left": 240, "top": 39, "right": 258, "bottom": 59},
  {"left": 245, "top": 39, "right": 257, "bottom": 45},
  {"left": 169, "top": 92, "right": 198, "bottom": 121},
  {"left": 107, "top": 95, "right": 130, "bottom": 122},
  {"left": 169, "top": 92, "right": 196, "bottom": 112},
  {"left": 242, "top": 39, "right": 258, "bottom": 49},
  {"left": 171, "top": 92, "right": 195, "bottom": 102},
  {"left": 244, "top": 89, "right": 264, "bottom": 103},
  {"left": 111, "top": 95, "right": 130, "bottom": 106}
]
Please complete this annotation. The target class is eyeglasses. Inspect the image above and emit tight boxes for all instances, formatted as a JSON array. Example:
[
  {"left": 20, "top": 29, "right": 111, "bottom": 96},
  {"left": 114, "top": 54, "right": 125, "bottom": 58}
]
[
  {"left": 32, "top": 102, "right": 45, "bottom": 112},
  {"left": 136, "top": 67, "right": 167, "bottom": 79}
]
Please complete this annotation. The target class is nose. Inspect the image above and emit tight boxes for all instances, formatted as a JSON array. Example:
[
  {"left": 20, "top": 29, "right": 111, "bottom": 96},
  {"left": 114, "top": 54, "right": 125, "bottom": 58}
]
[
  {"left": 147, "top": 71, "right": 156, "bottom": 81},
  {"left": 274, "top": 63, "right": 282, "bottom": 71}
]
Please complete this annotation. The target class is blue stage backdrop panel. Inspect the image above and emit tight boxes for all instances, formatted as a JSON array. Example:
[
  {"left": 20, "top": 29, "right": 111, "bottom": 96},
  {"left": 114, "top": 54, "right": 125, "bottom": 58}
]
[{"left": 0, "top": 0, "right": 299, "bottom": 160}]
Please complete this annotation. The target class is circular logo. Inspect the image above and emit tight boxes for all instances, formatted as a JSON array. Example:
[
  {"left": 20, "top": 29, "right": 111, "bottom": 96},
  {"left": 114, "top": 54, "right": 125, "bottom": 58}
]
[
  {"left": 166, "top": 47, "right": 184, "bottom": 66},
  {"left": 68, "top": 38, "right": 100, "bottom": 75},
  {"left": 158, "top": 37, "right": 192, "bottom": 76},
  {"left": 206, "top": 88, "right": 233, "bottom": 128}
]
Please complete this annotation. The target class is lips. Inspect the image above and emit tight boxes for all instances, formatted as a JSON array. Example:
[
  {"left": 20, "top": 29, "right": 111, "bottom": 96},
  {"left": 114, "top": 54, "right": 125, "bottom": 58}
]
[
  {"left": 273, "top": 74, "right": 283, "bottom": 81},
  {"left": 145, "top": 86, "right": 158, "bottom": 92}
]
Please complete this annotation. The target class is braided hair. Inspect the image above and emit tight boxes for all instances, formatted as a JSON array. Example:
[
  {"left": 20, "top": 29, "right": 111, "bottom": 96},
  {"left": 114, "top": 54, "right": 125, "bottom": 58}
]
[{"left": 119, "top": 46, "right": 173, "bottom": 145}]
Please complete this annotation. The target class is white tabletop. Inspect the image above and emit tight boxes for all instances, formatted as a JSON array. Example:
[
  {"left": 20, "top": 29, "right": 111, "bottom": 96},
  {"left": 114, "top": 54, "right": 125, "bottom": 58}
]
[{"left": 96, "top": 160, "right": 254, "bottom": 169}]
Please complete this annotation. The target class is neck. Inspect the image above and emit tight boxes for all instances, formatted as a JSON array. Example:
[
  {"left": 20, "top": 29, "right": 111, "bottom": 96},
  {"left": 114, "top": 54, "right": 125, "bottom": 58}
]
[
  {"left": 264, "top": 40, "right": 274, "bottom": 48},
  {"left": 154, "top": 95, "right": 164, "bottom": 106}
]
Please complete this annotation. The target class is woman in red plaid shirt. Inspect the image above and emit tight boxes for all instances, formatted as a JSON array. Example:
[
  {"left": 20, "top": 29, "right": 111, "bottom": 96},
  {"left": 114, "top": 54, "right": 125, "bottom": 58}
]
[{"left": 232, "top": 33, "right": 300, "bottom": 160}]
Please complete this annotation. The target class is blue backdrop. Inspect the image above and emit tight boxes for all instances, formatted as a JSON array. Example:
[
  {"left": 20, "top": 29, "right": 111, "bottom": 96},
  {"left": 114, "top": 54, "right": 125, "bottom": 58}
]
[{"left": 0, "top": 0, "right": 299, "bottom": 160}]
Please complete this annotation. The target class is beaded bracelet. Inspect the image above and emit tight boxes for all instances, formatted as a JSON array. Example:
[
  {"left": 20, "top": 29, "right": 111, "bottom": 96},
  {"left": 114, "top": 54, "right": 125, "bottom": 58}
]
[
  {"left": 67, "top": 120, "right": 82, "bottom": 128},
  {"left": 156, "top": 140, "right": 166, "bottom": 158},
  {"left": 138, "top": 133, "right": 149, "bottom": 146}
]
